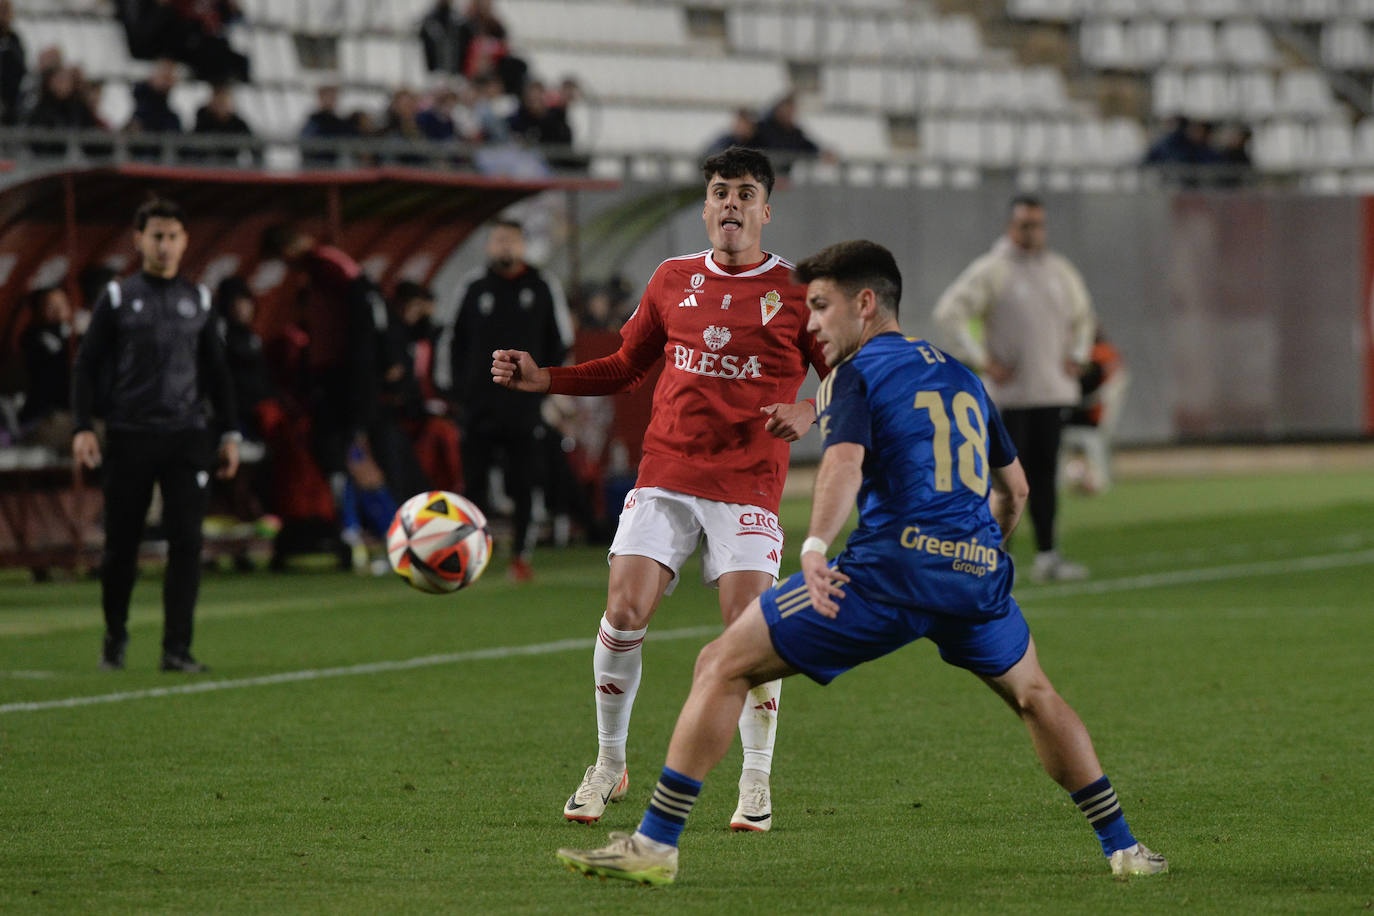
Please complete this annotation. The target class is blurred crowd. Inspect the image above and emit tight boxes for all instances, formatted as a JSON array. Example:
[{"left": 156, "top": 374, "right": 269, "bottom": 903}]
[
  {"left": 0, "top": 0, "right": 580, "bottom": 173},
  {"left": 0, "top": 0, "right": 839, "bottom": 176},
  {"left": 1142, "top": 115, "right": 1254, "bottom": 186},
  {"left": 0, "top": 224, "right": 641, "bottom": 576}
]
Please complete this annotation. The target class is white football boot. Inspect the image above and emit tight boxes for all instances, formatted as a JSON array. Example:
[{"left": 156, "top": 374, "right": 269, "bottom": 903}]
[
  {"left": 1109, "top": 842, "right": 1169, "bottom": 877},
  {"left": 556, "top": 831, "right": 678, "bottom": 885},
  {"left": 729, "top": 776, "right": 772, "bottom": 832},
  {"left": 563, "top": 764, "right": 628, "bottom": 823}
]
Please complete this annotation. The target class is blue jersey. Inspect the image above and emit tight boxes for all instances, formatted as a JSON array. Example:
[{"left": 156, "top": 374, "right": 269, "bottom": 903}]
[{"left": 817, "top": 332, "right": 1018, "bottom": 618}]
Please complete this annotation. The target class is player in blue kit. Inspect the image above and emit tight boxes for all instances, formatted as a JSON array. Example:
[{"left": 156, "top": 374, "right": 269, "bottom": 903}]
[{"left": 555, "top": 240, "right": 1167, "bottom": 885}]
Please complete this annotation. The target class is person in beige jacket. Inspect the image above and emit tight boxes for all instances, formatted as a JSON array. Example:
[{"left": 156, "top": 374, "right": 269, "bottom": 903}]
[{"left": 933, "top": 194, "right": 1095, "bottom": 583}]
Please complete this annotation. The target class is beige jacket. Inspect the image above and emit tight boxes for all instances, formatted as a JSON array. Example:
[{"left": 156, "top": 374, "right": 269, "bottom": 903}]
[{"left": 932, "top": 236, "right": 1095, "bottom": 409}]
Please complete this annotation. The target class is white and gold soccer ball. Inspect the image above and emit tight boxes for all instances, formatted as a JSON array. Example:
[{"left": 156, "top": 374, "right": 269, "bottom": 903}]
[{"left": 386, "top": 490, "right": 492, "bottom": 593}]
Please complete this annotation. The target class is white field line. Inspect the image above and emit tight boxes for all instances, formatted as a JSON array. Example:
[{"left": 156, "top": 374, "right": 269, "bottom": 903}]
[
  {"left": 1017, "top": 548, "right": 1374, "bottom": 602},
  {"left": 5, "top": 548, "right": 1373, "bottom": 716},
  {"left": 0, "top": 626, "right": 718, "bottom": 715}
]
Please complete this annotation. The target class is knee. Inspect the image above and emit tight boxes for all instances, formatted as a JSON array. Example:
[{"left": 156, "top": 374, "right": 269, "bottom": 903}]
[
  {"left": 1007, "top": 679, "right": 1059, "bottom": 719},
  {"left": 691, "top": 638, "right": 733, "bottom": 686},
  {"left": 604, "top": 595, "right": 654, "bottom": 631}
]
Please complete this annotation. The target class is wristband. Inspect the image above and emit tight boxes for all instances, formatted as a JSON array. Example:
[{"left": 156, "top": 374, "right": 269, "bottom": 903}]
[
  {"left": 220, "top": 431, "right": 243, "bottom": 445},
  {"left": 800, "top": 536, "right": 829, "bottom": 559}
]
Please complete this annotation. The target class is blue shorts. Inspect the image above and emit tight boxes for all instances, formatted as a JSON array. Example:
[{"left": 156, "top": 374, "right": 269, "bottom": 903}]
[{"left": 759, "top": 569, "right": 1031, "bottom": 685}]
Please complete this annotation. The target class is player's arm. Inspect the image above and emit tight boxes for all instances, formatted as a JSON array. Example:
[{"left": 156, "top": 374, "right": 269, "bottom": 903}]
[
  {"left": 799, "top": 362, "right": 872, "bottom": 618},
  {"left": 800, "top": 441, "right": 861, "bottom": 618},
  {"left": 989, "top": 458, "right": 1028, "bottom": 543},
  {"left": 762, "top": 326, "right": 831, "bottom": 442},
  {"left": 494, "top": 278, "right": 665, "bottom": 396},
  {"left": 71, "top": 283, "right": 117, "bottom": 469},
  {"left": 199, "top": 300, "right": 241, "bottom": 479},
  {"left": 984, "top": 397, "right": 1024, "bottom": 543}
]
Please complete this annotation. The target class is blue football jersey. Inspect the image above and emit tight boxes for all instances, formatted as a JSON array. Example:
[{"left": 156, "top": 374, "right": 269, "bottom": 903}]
[{"left": 816, "top": 332, "right": 1018, "bottom": 617}]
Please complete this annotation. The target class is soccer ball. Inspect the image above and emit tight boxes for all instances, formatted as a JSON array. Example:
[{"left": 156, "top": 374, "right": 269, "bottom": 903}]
[{"left": 386, "top": 490, "right": 492, "bottom": 594}]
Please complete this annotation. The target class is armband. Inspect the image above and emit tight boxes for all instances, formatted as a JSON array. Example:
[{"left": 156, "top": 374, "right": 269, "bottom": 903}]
[
  {"left": 800, "top": 536, "right": 829, "bottom": 559},
  {"left": 220, "top": 431, "right": 243, "bottom": 445}
]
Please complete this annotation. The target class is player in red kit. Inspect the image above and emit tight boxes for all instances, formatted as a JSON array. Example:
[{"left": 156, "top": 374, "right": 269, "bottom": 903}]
[{"left": 493, "top": 147, "right": 827, "bottom": 831}]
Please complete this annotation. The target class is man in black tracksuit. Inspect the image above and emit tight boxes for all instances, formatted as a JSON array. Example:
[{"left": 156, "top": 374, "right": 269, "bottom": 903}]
[
  {"left": 72, "top": 198, "right": 239, "bottom": 673},
  {"left": 441, "top": 218, "right": 572, "bottom": 581}
]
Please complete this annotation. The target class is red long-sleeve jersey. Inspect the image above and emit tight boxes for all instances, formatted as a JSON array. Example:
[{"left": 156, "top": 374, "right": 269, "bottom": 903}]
[{"left": 549, "top": 249, "right": 828, "bottom": 513}]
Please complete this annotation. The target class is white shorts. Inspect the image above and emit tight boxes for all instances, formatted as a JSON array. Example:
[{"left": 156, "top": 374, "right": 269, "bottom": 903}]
[{"left": 608, "top": 487, "right": 783, "bottom": 594}]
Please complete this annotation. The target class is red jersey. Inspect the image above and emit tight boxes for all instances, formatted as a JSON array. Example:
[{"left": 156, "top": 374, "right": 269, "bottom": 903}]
[{"left": 548, "top": 249, "right": 827, "bottom": 513}]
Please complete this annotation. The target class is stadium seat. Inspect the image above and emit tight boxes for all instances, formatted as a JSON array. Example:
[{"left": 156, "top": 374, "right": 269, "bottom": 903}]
[
  {"left": 1169, "top": 21, "right": 1219, "bottom": 68},
  {"left": 1218, "top": 20, "right": 1276, "bottom": 67},
  {"left": 1236, "top": 69, "right": 1278, "bottom": 119},
  {"left": 1277, "top": 69, "right": 1335, "bottom": 116},
  {"left": 1319, "top": 21, "right": 1372, "bottom": 71},
  {"left": 502, "top": 0, "right": 689, "bottom": 50},
  {"left": 1081, "top": 20, "right": 1131, "bottom": 70},
  {"left": 1127, "top": 19, "right": 1169, "bottom": 69}
]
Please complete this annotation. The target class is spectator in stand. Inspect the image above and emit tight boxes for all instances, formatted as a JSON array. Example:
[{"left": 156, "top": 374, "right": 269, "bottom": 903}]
[
  {"left": 417, "top": 81, "right": 462, "bottom": 142},
  {"left": 118, "top": 0, "right": 249, "bottom": 84},
  {"left": 753, "top": 93, "right": 826, "bottom": 170},
  {"left": 0, "top": 0, "right": 25, "bottom": 126},
  {"left": 128, "top": 58, "right": 183, "bottom": 134},
  {"left": 192, "top": 83, "right": 256, "bottom": 165},
  {"left": 24, "top": 65, "right": 100, "bottom": 155},
  {"left": 18, "top": 286, "right": 75, "bottom": 453},
  {"left": 506, "top": 80, "right": 571, "bottom": 148},
  {"left": 1212, "top": 123, "right": 1253, "bottom": 188},
  {"left": 707, "top": 107, "right": 758, "bottom": 156},
  {"left": 420, "top": 0, "right": 465, "bottom": 74},
  {"left": 1143, "top": 115, "right": 1220, "bottom": 185},
  {"left": 470, "top": 71, "right": 511, "bottom": 143},
  {"left": 379, "top": 87, "right": 428, "bottom": 165},
  {"left": 421, "top": 0, "right": 527, "bottom": 95},
  {"left": 300, "top": 84, "right": 355, "bottom": 164},
  {"left": 20, "top": 45, "right": 61, "bottom": 118}
]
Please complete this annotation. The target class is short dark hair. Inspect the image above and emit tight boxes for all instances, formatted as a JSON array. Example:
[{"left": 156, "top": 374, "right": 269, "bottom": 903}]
[
  {"left": 392, "top": 280, "right": 433, "bottom": 307},
  {"left": 1009, "top": 193, "right": 1043, "bottom": 212},
  {"left": 260, "top": 223, "right": 302, "bottom": 259},
  {"left": 792, "top": 239, "right": 902, "bottom": 317},
  {"left": 214, "top": 275, "right": 252, "bottom": 315},
  {"left": 490, "top": 217, "right": 523, "bottom": 234},
  {"left": 702, "top": 146, "right": 775, "bottom": 199},
  {"left": 134, "top": 197, "right": 185, "bottom": 231}
]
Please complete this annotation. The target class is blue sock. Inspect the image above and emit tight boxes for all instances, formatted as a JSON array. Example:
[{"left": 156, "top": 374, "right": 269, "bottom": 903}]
[
  {"left": 1071, "top": 775, "right": 1137, "bottom": 856},
  {"left": 358, "top": 486, "right": 398, "bottom": 537},
  {"left": 636, "top": 767, "right": 702, "bottom": 848}
]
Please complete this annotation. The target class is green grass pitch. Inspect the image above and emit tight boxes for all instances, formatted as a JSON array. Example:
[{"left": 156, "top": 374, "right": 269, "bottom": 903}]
[{"left": 2, "top": 467, "right": 1372, "bottom": 913}]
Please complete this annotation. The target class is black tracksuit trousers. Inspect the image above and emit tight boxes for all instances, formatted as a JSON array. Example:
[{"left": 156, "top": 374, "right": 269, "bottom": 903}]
[{"left": 100, "top": 428, "right": 212, "bottom": 654}]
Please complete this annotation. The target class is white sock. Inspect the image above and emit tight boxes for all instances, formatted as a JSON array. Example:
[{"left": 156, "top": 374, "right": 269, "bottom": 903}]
[
  {"left": 738, "top": 679, "right": 781, "bottom": 777},
  {"left": 593, "top": 612, "right": 646, "bottom": 772}
]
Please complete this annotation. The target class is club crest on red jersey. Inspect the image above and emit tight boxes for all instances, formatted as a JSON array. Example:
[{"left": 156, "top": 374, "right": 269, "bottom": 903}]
[
  {"left": 760, "top": 290, "right": 783, "bottom": 326},
  {"left": 690, "top": 273, "right": 705, "bottom": 289},
  {"left": 703, "top": 325, "right": 731, "bottom": 351}
]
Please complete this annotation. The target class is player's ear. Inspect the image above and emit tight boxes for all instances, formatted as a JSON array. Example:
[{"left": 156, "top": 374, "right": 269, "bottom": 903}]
[{"left": 761, "top": 202, "right": 771, "bottom": 226}]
